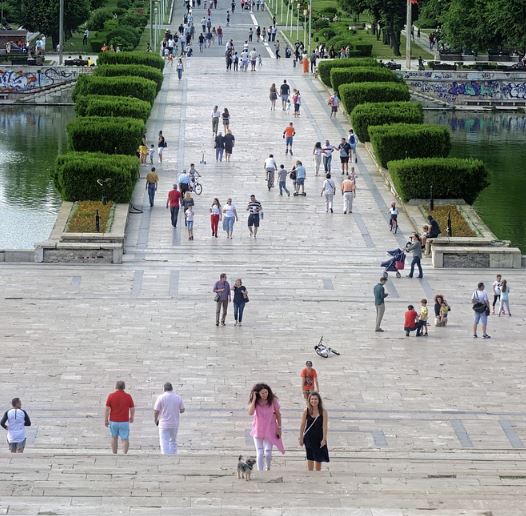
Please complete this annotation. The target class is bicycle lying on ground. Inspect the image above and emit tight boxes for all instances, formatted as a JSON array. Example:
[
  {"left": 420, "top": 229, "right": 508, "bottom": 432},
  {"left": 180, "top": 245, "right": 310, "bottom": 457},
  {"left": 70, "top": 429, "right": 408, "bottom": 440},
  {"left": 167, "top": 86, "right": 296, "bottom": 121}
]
[{"left": 314, "top": 336, "right": 340, "bottom": 358}]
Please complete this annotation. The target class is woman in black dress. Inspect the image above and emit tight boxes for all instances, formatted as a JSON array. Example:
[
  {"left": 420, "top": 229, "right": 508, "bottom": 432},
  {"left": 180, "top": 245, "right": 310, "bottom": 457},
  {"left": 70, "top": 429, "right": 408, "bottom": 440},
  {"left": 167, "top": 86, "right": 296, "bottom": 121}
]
[
  {"left": 298, "top": 392, "right": 329, "bottom": 471},
  {"left": 223, "top": 130, "right": 235, "bottom": 162}
]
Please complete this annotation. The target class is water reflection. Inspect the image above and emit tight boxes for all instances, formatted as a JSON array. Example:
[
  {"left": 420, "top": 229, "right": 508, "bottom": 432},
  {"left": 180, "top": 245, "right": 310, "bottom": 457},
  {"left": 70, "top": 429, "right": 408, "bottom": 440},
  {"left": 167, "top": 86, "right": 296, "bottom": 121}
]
[
  {"left": 0, "top": 106, "right": 74, "bottom": 249},
  {"left": 425, "top": 111, "right": 526, "bottom": 252}
]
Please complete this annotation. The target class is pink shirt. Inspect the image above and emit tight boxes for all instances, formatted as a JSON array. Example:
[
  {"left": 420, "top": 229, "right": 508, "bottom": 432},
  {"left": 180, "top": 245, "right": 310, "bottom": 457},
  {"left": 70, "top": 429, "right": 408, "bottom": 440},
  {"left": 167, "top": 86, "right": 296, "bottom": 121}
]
[
  {"left": 250, "top": 399, "right": 285, "bottom": 454},
  {"left": 154, "top": 391, "right": 185, "bottom": 429}
]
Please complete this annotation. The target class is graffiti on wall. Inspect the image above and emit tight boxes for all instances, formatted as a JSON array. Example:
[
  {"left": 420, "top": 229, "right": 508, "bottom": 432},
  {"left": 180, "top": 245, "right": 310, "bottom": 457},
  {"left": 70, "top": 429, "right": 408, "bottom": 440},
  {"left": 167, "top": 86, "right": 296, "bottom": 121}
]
[
  {"left": 0, "top": 68, "right": 77, "bottom": 93},
  {"left": 398, "top": 71, "right": 526, "bottom": 104}
]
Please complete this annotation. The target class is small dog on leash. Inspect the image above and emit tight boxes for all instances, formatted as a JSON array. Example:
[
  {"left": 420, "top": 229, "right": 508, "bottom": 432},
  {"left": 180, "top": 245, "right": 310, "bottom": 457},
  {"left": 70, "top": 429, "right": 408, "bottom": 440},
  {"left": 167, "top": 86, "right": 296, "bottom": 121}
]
[{"left": 237, "top": 455, "right": 256, "bottom": 481}]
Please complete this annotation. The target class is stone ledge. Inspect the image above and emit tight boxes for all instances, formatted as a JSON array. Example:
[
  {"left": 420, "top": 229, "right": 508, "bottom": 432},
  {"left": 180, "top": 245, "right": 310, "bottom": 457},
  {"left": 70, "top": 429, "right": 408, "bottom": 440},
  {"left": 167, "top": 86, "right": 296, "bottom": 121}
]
[
  {"left": 0, "top": 249, "right": 35, "bottom": 263},
  {"left": 432, "top": 245, "right": 522, "bottom": 269}
]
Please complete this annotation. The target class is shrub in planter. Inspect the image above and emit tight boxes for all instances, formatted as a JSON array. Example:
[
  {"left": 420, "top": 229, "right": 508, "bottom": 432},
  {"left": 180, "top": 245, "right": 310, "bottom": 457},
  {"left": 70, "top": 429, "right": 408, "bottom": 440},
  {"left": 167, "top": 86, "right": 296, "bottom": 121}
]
[
  {"left": 330, "top": 66, "right": 397, "bottom": 94},
  {"left": 369, "top": 123, "right": 451, "bottom": 168},
  {"left": 120, "top": 12, "right": 149, "bottom": 29},
  {"left": 54, "top": 152, "right": 138, "bottom": 202},
  {"left": 94, "top": 64, "right": 163, "bottom": 91},
  {"left": 67, "top": 116, "right": 145, "bottom": 155},
  {"left": 387, "top": 157, "right": 488, "bottom": 204},
  {"left": 87, "top": 7, "right": 115, "bottom": 31},
  {"left": 75, "top": 95, "right": 151, "bottom": 121},
  {"left": 340, "top": 82, "right": 410, "bottom": 113},
  {"left": 354, "top": 44, "right": 373, "bottom": 56},
  {"left": 317, "top": 57, "right": 379, "bottom": 86},
  {"left": 96, "top": 50, "right": 165, "bottom": 71},
  {"left": 106, "top": 26, "right": 140, "bottom": 51},
  {"left": 73, "top": 75, "right": 157, "bottom": 105},
  {"left": 351, "top": 102, "right": 423, "bottom": 142}
]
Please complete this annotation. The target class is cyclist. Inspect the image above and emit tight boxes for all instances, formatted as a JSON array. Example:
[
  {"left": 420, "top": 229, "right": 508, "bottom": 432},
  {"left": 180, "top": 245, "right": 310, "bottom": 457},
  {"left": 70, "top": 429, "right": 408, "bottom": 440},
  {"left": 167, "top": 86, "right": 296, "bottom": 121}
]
[
  {"left": 188, "top": 163, "right": 201, "bottom": 192},
  {"left": 389, "top": 201, "right": 398, "bottom": 233},
  {"left": 263, "top": 154, "right": 277, "bottom": 190}
]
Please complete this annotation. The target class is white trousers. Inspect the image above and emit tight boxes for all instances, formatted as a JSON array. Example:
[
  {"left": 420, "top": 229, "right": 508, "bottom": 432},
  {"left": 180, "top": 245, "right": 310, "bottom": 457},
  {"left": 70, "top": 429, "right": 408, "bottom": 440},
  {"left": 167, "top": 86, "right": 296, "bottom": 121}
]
[
  {"left": 159, "top": 427, "right": 178, "bottom": 455},
  {"left": 324, "top": 193, "right": 334, "bottom": 211},
  {"left": 253, "top": 437, "right": 272, "bottom": 471},
  {"left": 343, "top": 192, "right": 353, "bottom": 212}
]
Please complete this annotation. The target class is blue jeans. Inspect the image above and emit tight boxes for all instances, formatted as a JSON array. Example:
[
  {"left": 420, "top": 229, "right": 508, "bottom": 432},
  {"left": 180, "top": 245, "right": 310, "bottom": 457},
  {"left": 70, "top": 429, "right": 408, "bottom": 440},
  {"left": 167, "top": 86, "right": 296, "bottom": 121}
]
[
  {"left": 323, "top": 154, "right": 332, "bottom": 172},
  {"left": 216, "top": 148, "right": 224, "bottom": 161},
  {"left": 170, "top": 206, "right": 179, "bottom": 227},
  {"left": 234, "top": 301, "right": 246, "bottom": 322},
  {"left": 147, "top": 184, "right": 156, "bottom": 206},
  {"left": 279, "top": 180, "right": 290, "bottom": 195},
  {"left": 409, "top": 256, "right": 423, "bottom": 277}
]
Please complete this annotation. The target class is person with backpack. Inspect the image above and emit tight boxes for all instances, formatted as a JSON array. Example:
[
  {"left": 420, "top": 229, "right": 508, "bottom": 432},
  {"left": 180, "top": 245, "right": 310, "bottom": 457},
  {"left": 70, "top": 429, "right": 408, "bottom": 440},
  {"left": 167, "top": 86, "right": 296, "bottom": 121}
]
[
  {"left": 338, "top": 137, "right": 351, "bottom": 175},
  {"left": 348, "top": 129, "right": 358, "bottom": 163},
  {"left": 320, "top": 173, "right": 336, "bottom": 213}
]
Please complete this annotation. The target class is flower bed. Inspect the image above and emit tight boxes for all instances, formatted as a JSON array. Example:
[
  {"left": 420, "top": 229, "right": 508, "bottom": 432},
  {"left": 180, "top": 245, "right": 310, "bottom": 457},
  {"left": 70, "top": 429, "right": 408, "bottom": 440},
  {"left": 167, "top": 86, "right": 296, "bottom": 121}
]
[{"left": 67, "top": 201, "right": 114, "bottom": 233}]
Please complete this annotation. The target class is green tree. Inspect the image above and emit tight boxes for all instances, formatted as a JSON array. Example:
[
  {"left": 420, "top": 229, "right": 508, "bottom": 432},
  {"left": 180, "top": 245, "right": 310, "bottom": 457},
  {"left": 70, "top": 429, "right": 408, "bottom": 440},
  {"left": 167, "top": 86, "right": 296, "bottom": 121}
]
[
  {"left": 17, "top": 0, "right": 90, "bottom": 48},
  {"left": 485, "top": 0, "right": 526, "bottom": 52}
]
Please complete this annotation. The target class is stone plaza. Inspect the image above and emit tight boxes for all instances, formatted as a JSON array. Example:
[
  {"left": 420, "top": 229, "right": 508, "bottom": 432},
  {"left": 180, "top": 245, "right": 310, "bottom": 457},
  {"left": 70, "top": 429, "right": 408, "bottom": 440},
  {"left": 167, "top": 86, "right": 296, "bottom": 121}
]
[{"left": 1, "top": 3, "right": 526, "bottom": 515}]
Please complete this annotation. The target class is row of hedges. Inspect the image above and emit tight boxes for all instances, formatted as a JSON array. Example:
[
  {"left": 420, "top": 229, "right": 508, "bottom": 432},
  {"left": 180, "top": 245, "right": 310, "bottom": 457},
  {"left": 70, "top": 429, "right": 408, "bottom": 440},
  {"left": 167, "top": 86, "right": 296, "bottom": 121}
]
[
  {"left": 340, "top": 82, "right": 410, "bottom": 113},
  {"left": 369, "top": 124, "right": 451, "bottom": 168},
  {"left": 54, "top": 153, "right": 138, "bottom": 203},
  {"left": 330, "top": 66, "right": 398, "bottom": 96},
  {"left": 318, "top": 57, "right": 380, "bottom": 86},
  {"left": 75, "top": 95, "right": 152, "bottom": 121},
  {"left": 54, "top": 51, "right": 164, "bottom": 204}
]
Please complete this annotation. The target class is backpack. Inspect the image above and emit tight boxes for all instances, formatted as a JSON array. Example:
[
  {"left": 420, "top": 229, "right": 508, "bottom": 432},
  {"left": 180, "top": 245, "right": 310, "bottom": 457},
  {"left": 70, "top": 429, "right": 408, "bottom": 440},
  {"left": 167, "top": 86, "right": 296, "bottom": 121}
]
[{"left": 349, "top": 134, "right": 356, "bottom": 145}]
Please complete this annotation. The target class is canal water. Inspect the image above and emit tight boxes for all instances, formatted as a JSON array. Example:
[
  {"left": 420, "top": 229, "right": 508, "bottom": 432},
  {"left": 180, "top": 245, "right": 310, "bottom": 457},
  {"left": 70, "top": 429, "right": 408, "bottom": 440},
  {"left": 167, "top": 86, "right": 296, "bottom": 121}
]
[
  {"left": 425, "top": 111, "right": 526, "bottom": 253},
  {"left": 0, "top": 106, "right": 74, "bottom": 249}
]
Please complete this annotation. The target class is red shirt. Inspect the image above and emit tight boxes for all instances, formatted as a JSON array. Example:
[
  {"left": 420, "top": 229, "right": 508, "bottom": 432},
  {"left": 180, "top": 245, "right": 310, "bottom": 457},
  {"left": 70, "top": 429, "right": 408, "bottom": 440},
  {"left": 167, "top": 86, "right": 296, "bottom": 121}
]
[
  {"left": 404, "top": 309, "right": 418, "bottom": 329},
  {"left": 106, "top": 390, "right": 134, "bottom": 422},
  {"left": 167, "top": 189, "right": 181, "bottom": 208}
]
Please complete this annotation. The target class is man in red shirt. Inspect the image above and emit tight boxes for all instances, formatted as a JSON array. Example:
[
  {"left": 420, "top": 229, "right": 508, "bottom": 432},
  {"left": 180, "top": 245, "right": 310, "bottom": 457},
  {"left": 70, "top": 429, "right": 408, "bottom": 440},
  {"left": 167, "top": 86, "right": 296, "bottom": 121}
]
[
  {"left": 166, "top": 184, "right": 181, "bottom": 228},
  {"left": 105, "top": 381, "right": 135, "bottom": 454},
  {"left": 404, "top": 304, "right": 419, "bottom": 337}
]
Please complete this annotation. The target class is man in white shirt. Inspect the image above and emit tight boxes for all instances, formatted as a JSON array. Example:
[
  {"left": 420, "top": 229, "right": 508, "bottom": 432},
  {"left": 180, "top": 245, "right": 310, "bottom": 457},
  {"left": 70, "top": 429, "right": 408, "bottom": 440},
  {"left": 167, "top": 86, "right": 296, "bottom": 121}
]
[
  {"left": 471, "top": 282, "right": 491, "bottom": 339},
  {"left": 154, "top": 383, "right": 185, "bottom": 455},
  {"left": 1, "top": 398, "right": 31, "bottom": 453},
  {"left": 263, "top": 154, "right": 277, "bottom": 183}
]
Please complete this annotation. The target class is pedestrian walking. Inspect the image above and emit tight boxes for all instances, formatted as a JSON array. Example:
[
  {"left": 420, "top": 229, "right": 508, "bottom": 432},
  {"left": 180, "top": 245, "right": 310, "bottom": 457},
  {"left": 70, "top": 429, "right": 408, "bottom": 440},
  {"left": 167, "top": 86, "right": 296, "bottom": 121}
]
[
  {"left": 145, "top": 167, "right": 159, "bottom": 207},
  {"left": 181, "top": 191, "right": 194, "bottom": 227},
  {"left": 209, "top": 198, "right": 222, "bottom": 238},
  {"left": 389, "top": 202, "right": 399, "bottom": 232},
  {"left": 404, "top": 304, "right": 419, "bottom": 336},
  {"left": 213, "top": 273, "right": 231, "bottom": 325},
  {"left": 211, "top": 105, "right": 220, "bottom": 136},
  {"left": 293, "top": 160, "right": 306, "bottom": 196},
  {"left": 348, "top": 129, "right": 358, "bottom": 163},
  {"left": 298, "top": 392, "right": 329, "bottom": 471},
  {"left": 153, "top": 382, "right": 185, "bottom": 455},
  {"left": 224, "top": 129, "right": 235, "bottom": 161},
  {"left": 185, "top": 204, "right": 194, "bottom": 240},
  {"left": 233, "top": 278, "right": 249, "bottom": 326},
  {"left": 321, "top": 140, "right": 336, "bottom": 173},
  {"left": 341, "top": 175, "right": 355, "bottom": 214},
  {"left": 374, "top": 276, "right": 388, "bottom": 332},
  {"left": 300, "top": 361, "right": 319, "bottom": 401},
  {"left": 472, "top": 282, "right": 491, "bottom": 339},
  {"left": 491, "top": 274, "right": 502, "bottom": 314},
  {"left": 222, "top": 108, "right": 230, "bottom": 132},
  {"left": 292, "top": 89, "right": 301, "bottom": 117},
  {"left": 158, "top": 131, "right": 166, "bottom": 163},
  {"left": 248, "top": 383, "right": 285, "bottom": 471},
  {"left": 313, "top": 141, "right": 322, "bottom": 175},
  {"left": 249, "top": 47, "right": 257, "bottom": 70},
  {"left": 498, "top": 279, "right": 511, "bottom": 316},
  {"left": 166, "top": 184, "right": 181, "bottom": 228},
  {"left": 215, "top": 132, "right": 225, "bottom": 161},
  {"left": 178, "top": 169, "right": 191, "bottom": 195},
  {"left": 283, "top": 122, "right": 295, "bottom": 155},
  {"left": 1, "top": 398, "right": 31, "bottom": 453},
  {"left": 416, "top": 298, "right": 429, "bottom": 336},
  {"left": 280, "top": 80, "right": 290, "bottom": 110},
  {"left": 247, "top": 194, "right": 262, "bottom": 238},
  {"left": 406, "top": 233, "right": 423, "bottom": 278},
  {"left": 277, "top": 164, "right": 290, "bottom": 196},
  {"left": 176, "top": 58, "right": 184, "bottom": 80},
  {"left": 222, "top": 198, "right": 238, "bottom": 239},
  {"left": 338, "top": 137, "right": 351, "bottom": 175},
  {"left": 269, "top": 83, "right": 278, "bottom": 110},
  {"left": 104, "top": 381, "right": 134, "bottom": 454},
  {"left": 217, "top": 25, "right": 223, "bottom": 44},
  {"left": 321, "top": 173, "right": 336, "bottom": 213}
]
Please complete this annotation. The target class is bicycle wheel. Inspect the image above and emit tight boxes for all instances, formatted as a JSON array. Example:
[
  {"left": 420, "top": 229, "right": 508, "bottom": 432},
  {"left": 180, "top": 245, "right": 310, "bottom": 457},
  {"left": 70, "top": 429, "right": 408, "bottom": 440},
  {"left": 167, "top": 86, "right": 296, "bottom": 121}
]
[{"left": 194, "top": 182, "right": 202, "bottom": 195}]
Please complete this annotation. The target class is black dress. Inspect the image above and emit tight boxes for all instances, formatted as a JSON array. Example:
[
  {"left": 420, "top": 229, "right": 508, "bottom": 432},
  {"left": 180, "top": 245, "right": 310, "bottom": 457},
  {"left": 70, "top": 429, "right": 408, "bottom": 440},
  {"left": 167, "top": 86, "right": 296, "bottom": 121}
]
[{"left": 303, "top": 412, "right": 329, "bottom": 463}]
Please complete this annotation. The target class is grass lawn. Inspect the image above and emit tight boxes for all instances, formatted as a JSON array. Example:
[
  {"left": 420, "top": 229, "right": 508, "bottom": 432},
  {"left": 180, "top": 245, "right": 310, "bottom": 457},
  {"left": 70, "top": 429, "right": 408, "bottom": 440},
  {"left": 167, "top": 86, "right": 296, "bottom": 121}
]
[{"left": 67, "top": 201, "right": 114, "bottom": 233}]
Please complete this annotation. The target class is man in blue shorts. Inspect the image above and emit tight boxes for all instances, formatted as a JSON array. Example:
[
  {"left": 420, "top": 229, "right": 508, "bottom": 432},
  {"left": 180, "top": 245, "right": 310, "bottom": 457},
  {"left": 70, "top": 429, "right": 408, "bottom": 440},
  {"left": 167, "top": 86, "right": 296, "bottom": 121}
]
[
  {"left": 105, "top": 381, "right": 135, "bottom": 454},
  {"left": 293, "top": 160, "right": 306, "bottom": 196}
]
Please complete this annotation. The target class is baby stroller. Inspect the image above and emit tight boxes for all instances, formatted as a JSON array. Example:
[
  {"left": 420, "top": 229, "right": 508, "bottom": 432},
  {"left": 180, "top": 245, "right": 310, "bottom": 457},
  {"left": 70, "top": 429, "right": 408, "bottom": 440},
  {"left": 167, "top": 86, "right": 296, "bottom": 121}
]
[{"left": 381, "top": 248, "right": 406, "bottom": 278}]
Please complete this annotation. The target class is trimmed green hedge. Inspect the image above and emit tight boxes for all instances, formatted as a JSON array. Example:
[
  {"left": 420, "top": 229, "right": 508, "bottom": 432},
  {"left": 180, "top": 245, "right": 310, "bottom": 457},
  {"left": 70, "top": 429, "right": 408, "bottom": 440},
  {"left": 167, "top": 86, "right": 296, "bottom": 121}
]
[
  {"left": 351, "top": 102, "right": 424, "bottom": 142},
  {"left": 369, "top": 123, "right": 451, "bottom": 168},
  {"left": 75, "top": 95, "right": 151, "bottom": 121},
  {"left": 317, "top": 57, "right": 379, "bottom": 86},
  {"left": 340, "top": 82, "right": 410, "bottom": 114},
  {"left": 73, "top": 75, "right": 157, "bottom": 105},
  {"left": 94, "top": 64, "right": 163, "bottom": 92},
  {"left": 388, "top": 158, "right": 488, "bottom": 204},
  {"left": 96, "top": 51, "right": 165, "bottom": 71},
  {"left": 54, "top": 152, "right": 138, "bottom": 202},
  {"left": 330, "top": 66, "right": 397, "bottom": 95},
  {"left": 67, "top": 116, "right": 145, "bottom": 155}
]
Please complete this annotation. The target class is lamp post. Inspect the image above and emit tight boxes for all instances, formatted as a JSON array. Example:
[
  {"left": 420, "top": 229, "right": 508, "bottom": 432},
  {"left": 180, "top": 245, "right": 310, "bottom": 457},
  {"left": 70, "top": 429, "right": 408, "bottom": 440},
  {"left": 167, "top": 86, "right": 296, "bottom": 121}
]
[
  {"left": 58, "top": 0, "right": 64, "bottom": 65},
  {"left": 154, "top": 6, "right": 158, "bottom": 52},
  {"left": 280, "top": 0, "right": 283, "bottom": 23},
  {"left": 405, "top": 0, "right": 412, "bottom": 69},
  {"left": 303, "top": 8, "right": 307, "bottom": 48},
  {"left": 296, "top": 3, "right": 300, "bottom": 40},
  {"left": 150, "top": 0, "right": 154, "bottom": 51},
  {"left": 308, "top": 0, "right": 312, "bottom": 53}
]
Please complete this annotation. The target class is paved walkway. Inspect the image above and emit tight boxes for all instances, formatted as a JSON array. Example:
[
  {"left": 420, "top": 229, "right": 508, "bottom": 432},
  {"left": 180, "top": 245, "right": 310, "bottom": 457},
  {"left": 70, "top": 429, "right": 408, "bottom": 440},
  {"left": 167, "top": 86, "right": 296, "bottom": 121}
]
[{"left": 1, "top": 2, "right": 526, "bottom": 515}]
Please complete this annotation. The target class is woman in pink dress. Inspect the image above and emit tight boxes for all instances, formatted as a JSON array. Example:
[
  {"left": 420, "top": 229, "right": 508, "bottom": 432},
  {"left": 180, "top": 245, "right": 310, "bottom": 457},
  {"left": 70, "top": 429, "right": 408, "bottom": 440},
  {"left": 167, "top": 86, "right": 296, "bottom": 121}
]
[{"left": 247, "top": 383, "right": 285, "bottom": 471}]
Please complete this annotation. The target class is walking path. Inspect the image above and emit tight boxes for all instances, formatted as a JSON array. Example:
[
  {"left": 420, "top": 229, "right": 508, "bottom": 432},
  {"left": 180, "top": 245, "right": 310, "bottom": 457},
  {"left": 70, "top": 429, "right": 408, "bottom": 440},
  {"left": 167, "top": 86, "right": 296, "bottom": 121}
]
[{"left": 1, "top": 3, "right": 526, "bottom": 515}]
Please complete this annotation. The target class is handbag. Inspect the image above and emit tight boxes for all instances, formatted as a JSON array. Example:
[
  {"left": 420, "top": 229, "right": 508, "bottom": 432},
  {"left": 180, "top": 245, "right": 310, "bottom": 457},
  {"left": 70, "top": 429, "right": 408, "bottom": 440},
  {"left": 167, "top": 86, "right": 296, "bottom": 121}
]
[
  {"left": 214, "top": 293, "right": 220, "bottom": 302},
  {"left": 242, "top": 289, "right": 250, "bottom": 303}
]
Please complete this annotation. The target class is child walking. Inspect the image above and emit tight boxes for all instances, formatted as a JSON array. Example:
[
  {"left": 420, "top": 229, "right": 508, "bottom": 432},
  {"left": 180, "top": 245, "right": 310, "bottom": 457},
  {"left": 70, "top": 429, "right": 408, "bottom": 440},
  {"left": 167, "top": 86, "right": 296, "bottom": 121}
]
[
  {"left": 185, "top": 204, "right": 194, "bottom": 240},
  {"left": 416, "top": 299, "right": 429, "bottom": 336}
]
